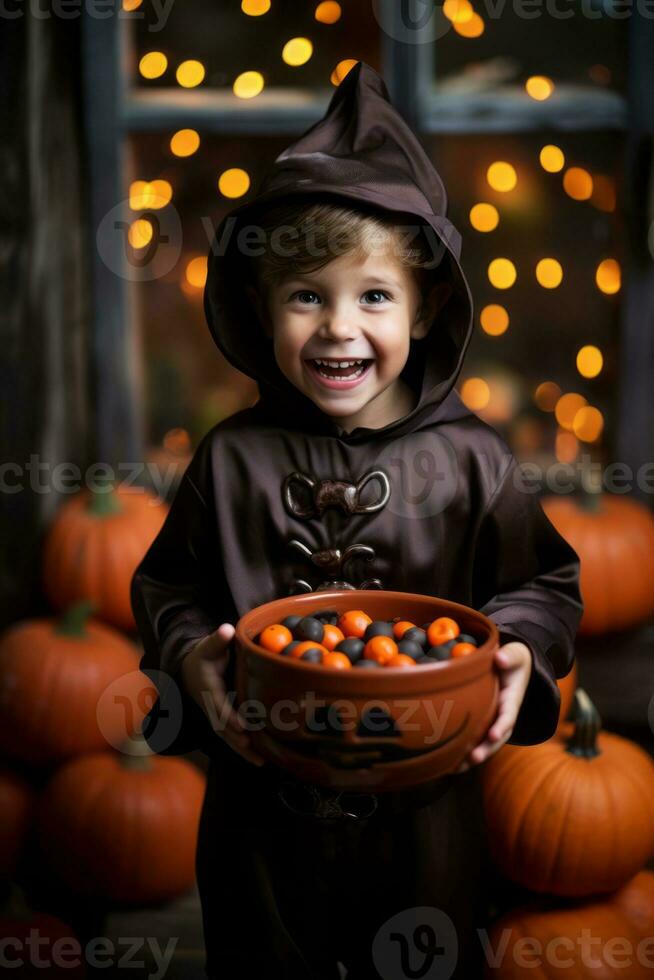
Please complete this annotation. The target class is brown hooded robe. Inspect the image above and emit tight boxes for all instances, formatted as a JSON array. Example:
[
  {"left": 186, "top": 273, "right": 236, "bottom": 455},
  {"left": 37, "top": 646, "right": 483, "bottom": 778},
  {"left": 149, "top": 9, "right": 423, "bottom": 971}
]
[{"left": 131, "top": 62, "right": 583, "bottom": 980}]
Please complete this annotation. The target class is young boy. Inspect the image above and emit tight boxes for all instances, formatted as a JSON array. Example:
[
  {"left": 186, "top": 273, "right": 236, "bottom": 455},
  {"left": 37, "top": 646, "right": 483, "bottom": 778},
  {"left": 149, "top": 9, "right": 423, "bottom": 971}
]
[{"left": 131, "top": 62, "right": 582, "bottom": 980}]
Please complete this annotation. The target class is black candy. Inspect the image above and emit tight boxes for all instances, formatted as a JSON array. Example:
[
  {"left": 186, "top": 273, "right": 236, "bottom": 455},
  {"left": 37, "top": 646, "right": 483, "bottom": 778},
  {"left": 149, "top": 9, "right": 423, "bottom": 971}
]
[
  {"left": 295, "top": 616, "right": 325, "bottom": 643},
  {"left": 363, "top": 620, "right": 394, "bottom": 641},
  {"left": 335, "top": 637, "right": 364, "bottom": 664},
  {"left": 425, "top": 644, "right": 452, "bottom": 661},
  {"left": 403, "top": 627, "right": 428, "bottom": 649},
  {"left": 313, "top": 609, "right": 339, "bottom": 625},
  {"left": 300, "top": 647, "right": 323, "bottom": 663},
  {"left": 282, "top": 615, "right": 302, "bottom": 632},
  {"left": 281, "top": 640, "right": 301, "bottom": 656},
  {"left": 397, "top": 639, "right": 424, "bottom": 661},
  {"left": 457, "top": 633, "right": 478, "bottom": 646},
  {"left": 353, "top": 658, "right": 380, "bottom": 668}
]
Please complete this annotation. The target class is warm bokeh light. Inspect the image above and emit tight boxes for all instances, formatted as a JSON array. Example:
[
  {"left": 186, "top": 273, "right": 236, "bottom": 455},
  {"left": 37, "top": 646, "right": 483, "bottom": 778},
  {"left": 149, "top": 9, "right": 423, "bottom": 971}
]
[
  {"left": 480, "top": 304, "right": 509, "bottom": 336},
  {"left": 127, "top": 219, "right": 153, "bottom": 249},
  {"left": 591, "top": 175, "right": 616, "bottom": 212},
  {"left": 595, "top": 258, "right": 621, "bottom": 294},
  {"left": 487, "top": 161, "right": 517, "bottom": 192},
  {"left": 556, "top": 430, "right": 579, "bottom": 464},
  {"left": 139, "top": 52, "right": 167, "bottom": 80},
  {"left": 539, "top": 145, "right": 565, "bottom": 173},
  {"left": 185, "top": 256, "right": 208, "bottom": 288},
  {"left": 460, "top": 378, "right": 490, "bottom": 411},
  {"left": 443, "top": 0, "right": 474, "bottom": 22},
  {"left": 315, "top": 1, "right": 341, "bottom": 24},
  {"left": 525, "top": 75, "right": 554, "bottom": 100},
  {"left": 163, "top": 427, "right": 192, "bottom": 454},
  {"left": 129, "top": 179, "right": 172, "bottom": 210},
  {"left": 534, "top": 381, "right": 561, "bottom": 412},
  {"left": 589, "top": 64, "right": 611, "bottom": 85},
  {"left": 122, "top": 0, "right": 142, "bottom": 10},
  {"left": 563, "top": 167, "right": 593, "bottom": 201},
  {"left": 149, "top": 179, "right": 173, "bottom": 207},
  {"left": 452, "top": 11, "right": 485, "bottom": 36},
  {"left": 176, "top": 60, "right": 205, "bottom": 88},
  {"left": 469, "top": 203, "right": 499, "bottom": 232},
  {"left": 535, "top": 258, "right": 563, "bottom": 289},
  {"left": 573, "top": 406, "right": 604, "bottom": 442},
  {"left": 331, "top": 59, "right": 358, "bottom": 86},
  {"left": 488, "top": 258, "right": 517, "bottom": 289},
  {"left": 555, "top": 392, "right": 587, "bottom": 430},
  {"left": 233, "top": 70, "right": 265, "bottom": 98},
  {"left": 576, "top": 345, "right": 603, "bottom": 378},
  {"left": 241, "top": 0, "right": 270, "bottom": 14},
  {"left": 170, "top": 129, "right": 200, "bottom": 157},
  {"left": 282, "top": 38, "right": 314, "bottom": 67},
  {"left": 218, "top": 168, "right": 251, "bottom": 198}
]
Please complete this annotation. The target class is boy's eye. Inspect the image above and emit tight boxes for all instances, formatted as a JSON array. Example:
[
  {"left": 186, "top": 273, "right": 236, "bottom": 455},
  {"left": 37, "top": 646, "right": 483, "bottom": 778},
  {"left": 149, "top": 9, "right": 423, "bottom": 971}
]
[
  {"left": 289, "top": 289, "right": 391, "bottom": 305},
  {"left": 361, "top": 289, "right": 391, "bottom": 304},
  {"left": 291, "top": 290, "right": 320, "bottom": 304}
]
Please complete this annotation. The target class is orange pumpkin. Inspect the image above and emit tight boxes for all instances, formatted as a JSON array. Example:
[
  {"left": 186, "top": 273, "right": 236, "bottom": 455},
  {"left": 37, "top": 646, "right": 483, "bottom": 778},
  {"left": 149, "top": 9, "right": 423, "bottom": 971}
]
[
  {"left": 0, "top": 884, "right": 86, "bottom": 977},
  {"left": 557, "top": 659, "right": 578, "bottom": 727},
  {"left": 42, "top": 482, "right": 168, "bottom": 632},
  {"left": 0, "top": 602, "right": 155, "bottom": 764},
  {"left": 483, "top": 689, "right": 654, "bottom": 896},
  {"left": 542, "top": 492, "right": 654, "bottom": 635},
  {"left": 37, "top": 735, "right": 206, "bottom": 903},
  {"left": 484, "top": 871, "right": 654, "bottom": 978},
  {"left": 0, "top": 765, "right": 35, "bottom": 875}
]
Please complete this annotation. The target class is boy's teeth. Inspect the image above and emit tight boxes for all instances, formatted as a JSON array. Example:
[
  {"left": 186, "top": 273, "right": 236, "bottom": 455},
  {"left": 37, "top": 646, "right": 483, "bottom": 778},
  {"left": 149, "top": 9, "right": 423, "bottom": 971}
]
[{"left": 315, "top": 359, "right": 364, "bottom": 367}]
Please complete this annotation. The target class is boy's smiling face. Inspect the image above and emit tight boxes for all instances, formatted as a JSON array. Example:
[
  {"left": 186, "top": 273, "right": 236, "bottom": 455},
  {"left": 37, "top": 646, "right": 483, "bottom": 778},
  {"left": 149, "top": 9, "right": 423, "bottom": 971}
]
[{"left": 249, "top": 247, "right": 450, "bottom": 433}]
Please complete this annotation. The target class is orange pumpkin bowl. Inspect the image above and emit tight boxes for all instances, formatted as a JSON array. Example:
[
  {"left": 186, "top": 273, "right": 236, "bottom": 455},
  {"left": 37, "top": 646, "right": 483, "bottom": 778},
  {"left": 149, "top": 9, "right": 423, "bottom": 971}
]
[{"left": 234, "top": 589, "right": 499, "bottom": 793}]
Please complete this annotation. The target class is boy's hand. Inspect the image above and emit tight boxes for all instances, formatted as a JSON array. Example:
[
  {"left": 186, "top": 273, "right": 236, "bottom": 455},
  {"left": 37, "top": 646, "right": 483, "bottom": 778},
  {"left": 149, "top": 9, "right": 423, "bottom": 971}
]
[
  {"left": 454, "top": 641, "right": 532, "bottom": 773},
  {"left": 180, "top": 622, "right": 266, "bottom": 767}
]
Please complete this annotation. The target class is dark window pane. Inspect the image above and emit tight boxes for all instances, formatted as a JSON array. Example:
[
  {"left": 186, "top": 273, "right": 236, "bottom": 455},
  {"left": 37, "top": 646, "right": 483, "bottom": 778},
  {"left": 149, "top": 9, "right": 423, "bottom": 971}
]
[
  {"left": 130, "top": 0, "right": 379, "bottom": 90},
  {"left": 425, "top": 130, "right": 624, "bottom": 466},
  {"left": 128, "top": 132, "right": 297, "bottom": 450},
  {"left": 431, "top": 6, "right": 628, "bottom": 96}
]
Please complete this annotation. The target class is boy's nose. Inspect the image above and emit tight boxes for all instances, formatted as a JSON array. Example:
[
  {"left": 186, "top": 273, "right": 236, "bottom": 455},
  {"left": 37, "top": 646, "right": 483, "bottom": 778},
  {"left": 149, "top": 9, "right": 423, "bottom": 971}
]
[{"left": 319, "top": 314, "right": 359, "bottom": 341}]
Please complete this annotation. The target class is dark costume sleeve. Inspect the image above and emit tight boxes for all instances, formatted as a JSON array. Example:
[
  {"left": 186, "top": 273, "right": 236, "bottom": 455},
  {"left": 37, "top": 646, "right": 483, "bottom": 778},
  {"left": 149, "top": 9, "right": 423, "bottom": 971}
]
[
  {"left": 471, "top": 452, "right": 583, "bottom": 746},
  {"left": 130, "top": 429, "right": 231, "bottom": 756}
]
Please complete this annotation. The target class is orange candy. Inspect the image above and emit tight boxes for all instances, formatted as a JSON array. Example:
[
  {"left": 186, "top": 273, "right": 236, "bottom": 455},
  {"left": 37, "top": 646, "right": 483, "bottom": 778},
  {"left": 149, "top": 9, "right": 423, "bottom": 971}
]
[
  {"left": 363, "top": 635, "right": 398, "bottom": 665},
  {"left": 451, "top": 642, "right": 476, "bottom": 658},
  {"left": 259, "top": 623, "right": 293, "bottom": 654},
  {"left": 385, "top": 653, "right": 416, "bottom": 668},
  {"left": 322, "top": 624, "right": 345, "bottom": 651},
  {"left": 392, "top": 620, "right": 416, "bottom": 641},
  {"left": 427, "top": 616, "right": 460, "bottom": 647},
  {"left": 290, "top": 641, "right": 329, "bottom": 660},
  {"left": 338, "top": 609, "right": 372, "bottom": 639},
  {"left": 323, "top": 651, "right": 352, "bottom": 670}
]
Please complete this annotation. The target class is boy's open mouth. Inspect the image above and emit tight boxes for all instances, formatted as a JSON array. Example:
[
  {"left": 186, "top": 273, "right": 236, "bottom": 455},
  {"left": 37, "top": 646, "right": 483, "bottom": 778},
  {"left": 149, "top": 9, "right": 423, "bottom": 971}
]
[{"left": 305, "top": 358, "right": 374, "bottom": 384}]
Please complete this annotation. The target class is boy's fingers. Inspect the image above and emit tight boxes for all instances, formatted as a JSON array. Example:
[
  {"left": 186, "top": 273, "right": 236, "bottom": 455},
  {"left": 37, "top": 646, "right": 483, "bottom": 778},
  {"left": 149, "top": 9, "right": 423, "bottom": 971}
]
[
  {"left": 196, "top": 663, "right": 246, "bottom": 735},
  {"left": 200, "top": 623, "right": 236, "bottom": 659}
]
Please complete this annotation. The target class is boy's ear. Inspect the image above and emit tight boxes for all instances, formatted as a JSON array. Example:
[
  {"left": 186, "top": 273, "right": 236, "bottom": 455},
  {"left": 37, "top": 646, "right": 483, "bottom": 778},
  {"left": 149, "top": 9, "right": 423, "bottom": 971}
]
[
  {"left": 411, "top": 281, "right": 453, "bottom": 340},
  {"left": 246, "top": 284, "right": 274, "bottom": 339}
]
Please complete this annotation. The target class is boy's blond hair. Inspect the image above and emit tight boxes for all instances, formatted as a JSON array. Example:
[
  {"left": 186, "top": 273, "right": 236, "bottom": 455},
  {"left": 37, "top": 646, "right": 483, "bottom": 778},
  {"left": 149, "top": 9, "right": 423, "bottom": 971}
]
[{"left": 246, "top": 198, "right": 449, "bottom": 324}]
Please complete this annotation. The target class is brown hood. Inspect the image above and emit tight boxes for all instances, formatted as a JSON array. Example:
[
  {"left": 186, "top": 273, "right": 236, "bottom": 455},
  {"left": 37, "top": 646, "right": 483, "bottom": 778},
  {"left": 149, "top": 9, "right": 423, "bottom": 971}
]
[{"left": 204, "top": 61, "right": 475, "bottom": 441}]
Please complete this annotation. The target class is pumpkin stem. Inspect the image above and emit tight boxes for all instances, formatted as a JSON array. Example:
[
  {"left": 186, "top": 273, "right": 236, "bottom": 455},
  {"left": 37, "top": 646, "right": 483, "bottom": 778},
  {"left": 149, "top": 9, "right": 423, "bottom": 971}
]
[
  {"left": 119, "top": 727, "right": 154, "bottom": 771},
  {"left": 55, "top": 600, "right": 96, "bottom": 637},
  {"left": 0, "top": 881, "right": 34, "bottom": 921},
  {"left": 86, "top": 473, "right": 123, "bottom": 517},
  {"left": 565, "top": 688, "right": 602, "bottom": 759},
  {"left": 577, "top": 452, "right": 603, "bottom": 513}
]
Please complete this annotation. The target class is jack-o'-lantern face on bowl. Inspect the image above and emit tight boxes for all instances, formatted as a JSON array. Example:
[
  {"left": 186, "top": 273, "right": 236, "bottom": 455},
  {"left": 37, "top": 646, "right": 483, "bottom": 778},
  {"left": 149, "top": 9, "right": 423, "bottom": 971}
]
[{"left": 234, "top": 589, "right": 499, "bottom": 793}]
